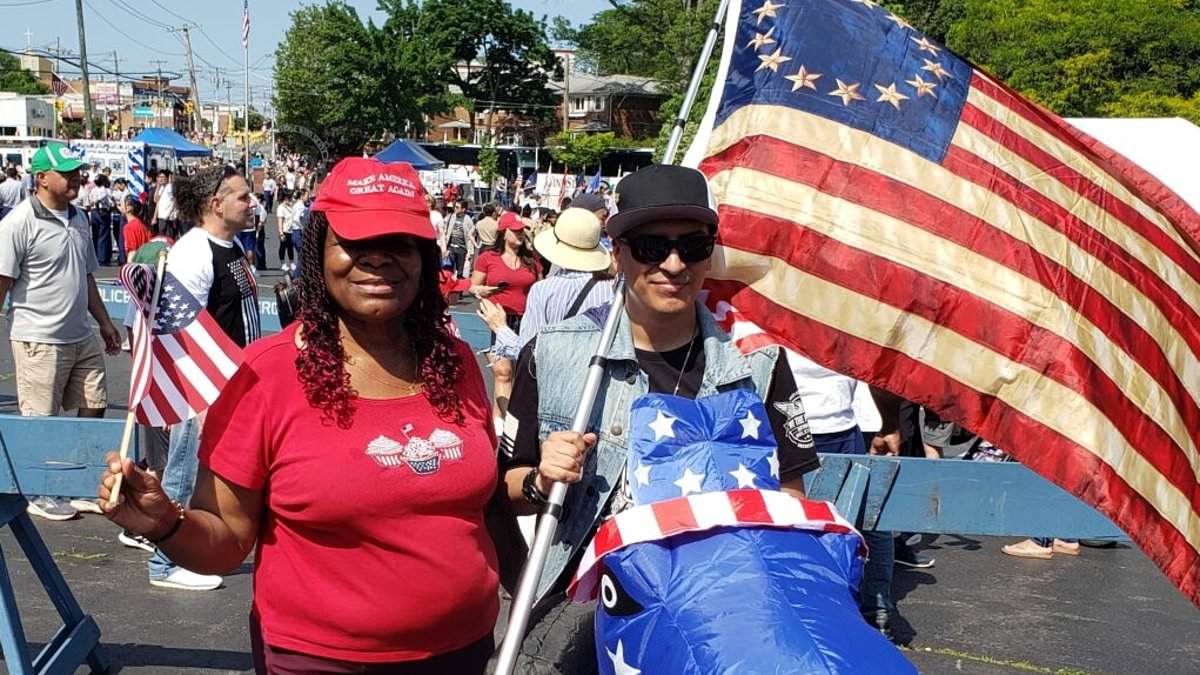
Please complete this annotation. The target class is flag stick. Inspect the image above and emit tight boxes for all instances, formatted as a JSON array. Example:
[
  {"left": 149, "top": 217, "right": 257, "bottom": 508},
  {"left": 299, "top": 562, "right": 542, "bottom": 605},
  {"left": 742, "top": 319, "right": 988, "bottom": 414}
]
[
  {"left": 495, "top": 6, "right": 730, "bottom": 669},
  {"left": 494, "top": 280, "right": 625, "bottom": 674},
  {"left": 662, "top": 0, "right": 732, "bottom": 164},
  {"left": 108, "top": 251, "right": 169, "bottom": 507}
]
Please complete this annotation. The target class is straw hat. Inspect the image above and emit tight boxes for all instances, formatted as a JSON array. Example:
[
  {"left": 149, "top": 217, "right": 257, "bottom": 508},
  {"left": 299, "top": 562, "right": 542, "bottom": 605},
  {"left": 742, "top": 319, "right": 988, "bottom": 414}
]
[{"left": 533, "top": 208, "right": 611, "bottom": 272}]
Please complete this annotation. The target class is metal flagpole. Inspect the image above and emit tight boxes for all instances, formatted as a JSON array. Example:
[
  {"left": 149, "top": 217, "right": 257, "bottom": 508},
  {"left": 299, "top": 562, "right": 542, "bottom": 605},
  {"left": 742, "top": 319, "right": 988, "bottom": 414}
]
[
  {"left": 493, "top": 2, "right": 731, "bottom": 673},
  {"left": 663, "top": 0, "right": 732, "bottom": 164},
  {"left": 243, "top": 0, "right": 251, "bottom": 175}
]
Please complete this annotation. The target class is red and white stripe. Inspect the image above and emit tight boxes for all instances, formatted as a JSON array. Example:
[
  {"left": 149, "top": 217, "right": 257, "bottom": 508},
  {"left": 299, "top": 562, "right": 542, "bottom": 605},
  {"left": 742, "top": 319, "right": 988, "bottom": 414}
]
[
  {"left": 137, "top": 313, "right": 241, "bottom": 427},
  {"left": 568, "top": 489, "right": 863, "bottom": 603},
  {"left": 690, "top": 4, "right": 1200, "bottom": 605},
  {"left": 241, "top": 0, "right": 251, "bottom": 49}
]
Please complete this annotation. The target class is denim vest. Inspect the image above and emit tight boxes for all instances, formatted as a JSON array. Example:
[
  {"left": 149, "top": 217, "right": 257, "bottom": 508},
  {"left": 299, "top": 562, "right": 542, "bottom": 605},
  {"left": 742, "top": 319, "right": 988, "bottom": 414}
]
[{"left": 532, "top": 302, "right": 779, "bottom": 599}]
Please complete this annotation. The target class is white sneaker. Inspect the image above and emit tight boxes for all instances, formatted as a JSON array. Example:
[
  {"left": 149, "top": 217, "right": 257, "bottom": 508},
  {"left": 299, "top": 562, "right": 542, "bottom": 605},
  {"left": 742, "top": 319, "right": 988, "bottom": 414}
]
[
  {"left": 69, "top": 499, "right": 104, "bottom": 515},
  {"left": 27, "top": 496, "right": 79, "bottom": 521},
  {"left": 118, "top": 531, "right": 156, "bottom": 553},
  {"left": 149, "top": 568, "right": 222, "bottom": 591}
]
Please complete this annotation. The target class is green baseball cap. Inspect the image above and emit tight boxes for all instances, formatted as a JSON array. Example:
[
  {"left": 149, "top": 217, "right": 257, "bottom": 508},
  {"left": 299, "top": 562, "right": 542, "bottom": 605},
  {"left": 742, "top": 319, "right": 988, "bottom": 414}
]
[{"left": 29, "top": 143, "right": 84, "bottom": 175}]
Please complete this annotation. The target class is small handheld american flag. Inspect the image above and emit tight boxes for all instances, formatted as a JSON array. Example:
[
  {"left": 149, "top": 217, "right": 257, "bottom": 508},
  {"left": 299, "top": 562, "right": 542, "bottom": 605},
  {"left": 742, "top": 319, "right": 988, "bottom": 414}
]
[{"left": 121, "top": 263, "right": 243, "bottom": 427}]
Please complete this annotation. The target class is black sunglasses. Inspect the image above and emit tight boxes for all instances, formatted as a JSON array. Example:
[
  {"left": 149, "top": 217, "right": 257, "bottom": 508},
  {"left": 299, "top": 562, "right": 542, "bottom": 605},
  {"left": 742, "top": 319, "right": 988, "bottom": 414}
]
[
  {"left": 211, "top": 166, "right": 238, "bottom": 199},
  {"left": 621, "top": 233, "right": 716, "bottom": 265}
]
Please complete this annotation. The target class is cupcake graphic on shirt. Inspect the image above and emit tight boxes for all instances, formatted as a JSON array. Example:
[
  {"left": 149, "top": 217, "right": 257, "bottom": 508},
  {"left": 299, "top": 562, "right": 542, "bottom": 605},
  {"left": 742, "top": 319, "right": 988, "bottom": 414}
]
[
  {"left": 403, "top": 437, "right": 440, "bottom": 475},
  {"left": 429, "top": 429, "right": 464, "bottom": 461},
  {"left": 366, "top": 435, "right": 406, "bottom": 468}
]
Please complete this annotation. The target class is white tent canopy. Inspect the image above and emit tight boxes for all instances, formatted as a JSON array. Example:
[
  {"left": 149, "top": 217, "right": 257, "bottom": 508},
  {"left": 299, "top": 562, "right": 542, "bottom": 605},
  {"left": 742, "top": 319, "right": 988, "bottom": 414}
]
[{"left": 1066, "top": 117, "right": 1200, "bottom": 215}]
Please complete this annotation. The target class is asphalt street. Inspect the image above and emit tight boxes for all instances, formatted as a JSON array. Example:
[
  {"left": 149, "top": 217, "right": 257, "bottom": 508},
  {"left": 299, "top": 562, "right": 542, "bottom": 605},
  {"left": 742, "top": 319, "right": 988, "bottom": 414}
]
[
  {"left": 6, "top": 519, "right": 1197, "bottom": 674},
  {"left": 0, "top": 217, "right": 1196, "bottom": 673}
]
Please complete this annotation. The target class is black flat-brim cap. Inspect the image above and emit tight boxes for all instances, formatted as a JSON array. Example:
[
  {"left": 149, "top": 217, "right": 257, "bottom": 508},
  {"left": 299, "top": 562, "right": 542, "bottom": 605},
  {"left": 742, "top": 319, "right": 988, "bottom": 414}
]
[{"left": 607, "top": 165, "right": 719, "bottom": 239}]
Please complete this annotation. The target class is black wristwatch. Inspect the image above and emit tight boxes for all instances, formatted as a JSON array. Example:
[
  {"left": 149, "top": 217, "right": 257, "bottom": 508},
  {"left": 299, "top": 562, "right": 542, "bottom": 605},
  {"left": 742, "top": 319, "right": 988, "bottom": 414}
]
[{"left": 522, "top": 468, "right": 548, "bottom": 505}]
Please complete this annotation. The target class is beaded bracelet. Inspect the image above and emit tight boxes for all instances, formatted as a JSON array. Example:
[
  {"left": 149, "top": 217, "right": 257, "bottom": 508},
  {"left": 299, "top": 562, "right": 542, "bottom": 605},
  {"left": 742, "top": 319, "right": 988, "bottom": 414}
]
[{"left": 148, "top": 500, "right": 186, "bottom": 545}]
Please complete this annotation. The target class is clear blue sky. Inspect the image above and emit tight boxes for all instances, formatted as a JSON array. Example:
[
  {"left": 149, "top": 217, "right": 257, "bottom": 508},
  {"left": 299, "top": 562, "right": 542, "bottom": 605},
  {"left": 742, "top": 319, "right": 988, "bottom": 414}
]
[{"left": 1, "top": 0, "right": 608, "bottom": 105}]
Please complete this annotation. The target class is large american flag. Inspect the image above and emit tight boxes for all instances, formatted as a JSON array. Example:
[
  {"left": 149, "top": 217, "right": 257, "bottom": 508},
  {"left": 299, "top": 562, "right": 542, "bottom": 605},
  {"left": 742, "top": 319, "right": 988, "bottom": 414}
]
[
  {"left": 683, "top": 0, "right": 1200, "bottom": 604},
  {"left": 121, "top": 264, "right": 243, "bottom": 427}
]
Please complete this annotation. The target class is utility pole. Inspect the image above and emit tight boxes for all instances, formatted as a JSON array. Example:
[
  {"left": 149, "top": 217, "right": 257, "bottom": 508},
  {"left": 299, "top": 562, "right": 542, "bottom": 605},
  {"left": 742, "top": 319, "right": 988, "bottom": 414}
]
[
  {"left": 111, "top": 51, "right": 126, "bottom": 140},
  {"left": 224, "top": 75, "right": 233, "bottom": 161},
  {"left": 74, "top": 0, "right": 95, "bottom": 137},
  {"left": 243, "top": 0, "right": 251, "bottom": 176},
  {"left": 171, "top": 25, "right": 204, "bottom": 134},
  {"left": 562, "top": 51, "right": 570, "bottom": 134},
  {"left": 149, "top": 60, "right": 168, "bottom": 129}
]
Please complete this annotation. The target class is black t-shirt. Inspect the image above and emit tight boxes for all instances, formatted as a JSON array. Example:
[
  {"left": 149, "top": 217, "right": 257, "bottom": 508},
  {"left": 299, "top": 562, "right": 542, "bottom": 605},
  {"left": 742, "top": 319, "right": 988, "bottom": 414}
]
[
  {"left": 207, "top": 239, "right": 260, "bottom": 348},
  {"left": 501, "top": 335, "right": 819, "bottom": 483},
  {"left": 166, "top": 229, "right": 262, "bottom": 348}
]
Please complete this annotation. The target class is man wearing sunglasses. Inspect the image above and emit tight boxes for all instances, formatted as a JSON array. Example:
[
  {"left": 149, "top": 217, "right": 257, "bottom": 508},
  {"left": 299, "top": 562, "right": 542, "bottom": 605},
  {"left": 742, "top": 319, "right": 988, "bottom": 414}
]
[{"left": 499, "top": 164, "right": 819, "bottom": 672}]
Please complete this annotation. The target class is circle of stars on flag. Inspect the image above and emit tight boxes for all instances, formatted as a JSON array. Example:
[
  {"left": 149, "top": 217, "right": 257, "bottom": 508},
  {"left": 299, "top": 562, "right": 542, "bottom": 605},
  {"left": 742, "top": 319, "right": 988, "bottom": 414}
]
[{"left": 745, "top": 0, "right": 951, "bottom": 111}]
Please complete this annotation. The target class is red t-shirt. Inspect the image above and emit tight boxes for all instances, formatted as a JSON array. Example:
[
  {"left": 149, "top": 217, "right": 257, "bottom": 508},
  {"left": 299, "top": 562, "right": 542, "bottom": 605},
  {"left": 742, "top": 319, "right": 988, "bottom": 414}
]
[
  {"left": 123, "top": 217, "right": 151, "bottom": 257},
  {"left": 199, "top": 325, "right": 500, "bottom": 663},
  {"left": 474, "top": 251, "right": 541, "bottom": 316}
]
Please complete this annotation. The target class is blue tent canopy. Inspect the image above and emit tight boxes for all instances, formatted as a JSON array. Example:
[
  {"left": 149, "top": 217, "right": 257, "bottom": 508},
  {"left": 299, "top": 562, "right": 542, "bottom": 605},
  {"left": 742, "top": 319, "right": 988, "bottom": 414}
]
[
  {"left": 132, "top": 128, "right": 213, "bottom": 158},
  {"left": 374, "top": 139, "right": 444, "bottom": 170}
]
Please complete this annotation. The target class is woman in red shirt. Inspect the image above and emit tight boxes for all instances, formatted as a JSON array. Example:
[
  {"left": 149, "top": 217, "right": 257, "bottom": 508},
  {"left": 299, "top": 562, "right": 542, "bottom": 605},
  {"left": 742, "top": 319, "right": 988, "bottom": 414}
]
[
  {"left": 470, "top": 211, "right": 542, "bottom": 418},
  {"left": 98, "top": 159, "right": 501, "bottom": 674},
  {"left": 121, "top": 195, "right": 151, "bottom": 260}
]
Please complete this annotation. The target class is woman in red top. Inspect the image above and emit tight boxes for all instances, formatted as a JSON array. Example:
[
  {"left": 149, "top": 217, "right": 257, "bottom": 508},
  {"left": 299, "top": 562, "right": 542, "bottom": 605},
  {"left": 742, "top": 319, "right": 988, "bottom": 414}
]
[
  {"left": 470, "top": 211, "right": 542, "bottom": 418},
  {"left": 121, "top": 195, "right": 151, "bottom": 259},
  {"left": 98, "top": 159, "right": 501, "bottom": 674}
]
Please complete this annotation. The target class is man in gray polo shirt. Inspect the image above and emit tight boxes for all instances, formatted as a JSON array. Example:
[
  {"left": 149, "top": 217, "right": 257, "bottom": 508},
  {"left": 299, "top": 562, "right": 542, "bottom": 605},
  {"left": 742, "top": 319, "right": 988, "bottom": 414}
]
[{"left": 0, "top": 143, "right": 122, "bottom": 520}]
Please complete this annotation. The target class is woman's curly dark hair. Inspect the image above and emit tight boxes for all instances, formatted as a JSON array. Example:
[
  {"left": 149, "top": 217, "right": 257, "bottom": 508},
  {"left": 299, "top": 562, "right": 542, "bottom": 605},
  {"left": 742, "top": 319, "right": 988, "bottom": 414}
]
[{"left": 295, "top": 211, "right": 464, "bottom": 428}]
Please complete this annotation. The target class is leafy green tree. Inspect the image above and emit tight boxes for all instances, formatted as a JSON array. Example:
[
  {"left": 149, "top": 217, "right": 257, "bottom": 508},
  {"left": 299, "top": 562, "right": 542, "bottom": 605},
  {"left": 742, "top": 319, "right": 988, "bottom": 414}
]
[
  {"left": 273, "top": 2, "right": 448, "bottom": 156},
  {"left": 397, "top": 0, "right": 561, "bottom": 139},
  {"left": 0, "top": 52, "right": 50, "bottom": 95},
  {"left": 558, "top": 0, "right": 722, "bottom": 159},
  {"left": 479, "top": 144, "right": 500, "bottom": 199},
  {"left": 60, "top": 118, "right": 103, "bottom": 140},
  {"left": 887, "top": 0, "right": 1200, "bottom": 125},
  {"left": 547, "top": 131, "right": 648, "bottom": 168},
  {"left": 233, "top": 110, "right": 266, "bottom": 132},
  {"left": 548, "top": 131, "right": 613, "bottom": 168}
]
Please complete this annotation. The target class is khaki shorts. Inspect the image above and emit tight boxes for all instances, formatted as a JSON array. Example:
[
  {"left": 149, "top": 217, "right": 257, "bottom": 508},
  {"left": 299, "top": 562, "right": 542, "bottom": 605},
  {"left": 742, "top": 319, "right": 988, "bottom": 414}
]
[{"left": 12, "top": 338, "right": 108, "bottom": 416}]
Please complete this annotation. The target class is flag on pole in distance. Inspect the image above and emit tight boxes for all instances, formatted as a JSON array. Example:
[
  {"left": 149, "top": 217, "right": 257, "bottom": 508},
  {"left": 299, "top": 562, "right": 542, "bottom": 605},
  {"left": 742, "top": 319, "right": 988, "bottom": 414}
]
[
  {"left": 683, "top": 0, "right": 1200, "bottom": 605},
  {"left": 121, "top": 264, "right": 244, "bottom": 427},
  {"left": 588, "top": 167, "right": 602, "bottom": 193},
  {"left": 242, "top": 0, "right": 251, "bottom": 49}
]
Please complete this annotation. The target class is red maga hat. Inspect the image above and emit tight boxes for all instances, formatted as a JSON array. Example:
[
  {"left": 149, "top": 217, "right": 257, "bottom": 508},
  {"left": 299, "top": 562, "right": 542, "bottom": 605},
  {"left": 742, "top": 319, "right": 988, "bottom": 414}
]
[
  {"left": 497, "top": 211, "right": 524, "bottom": 231},
  {"left": 312, "top": 158, "right": 435, "bottom": 241}
]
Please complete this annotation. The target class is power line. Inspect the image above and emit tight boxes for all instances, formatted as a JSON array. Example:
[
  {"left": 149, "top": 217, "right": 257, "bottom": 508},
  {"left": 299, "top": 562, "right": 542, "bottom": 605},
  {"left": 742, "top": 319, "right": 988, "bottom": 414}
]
[
  {"left": 87, "top": 3, "right": 184, "bottom": 57},
  {"left": 0, "top": 46, "right": 182, "bottom": 84},
  {"left": 106, "top": 0, "right": 171, "bottom": 30},
  {"left": 198, "top": 26, "right": 242, "bottom": 68},
  {"left": 0, "top": 0, "right": 55, "bottom": 6},
  {"left": 146, "top": 0, "right": 194, "bottom": 25}
]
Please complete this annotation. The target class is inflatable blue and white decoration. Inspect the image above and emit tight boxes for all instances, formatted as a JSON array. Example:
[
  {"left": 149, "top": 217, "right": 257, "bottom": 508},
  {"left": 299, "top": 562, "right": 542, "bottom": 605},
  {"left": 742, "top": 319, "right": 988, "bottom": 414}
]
[{"left": 568, "top": 390, "right": 915, "bottom": 674}]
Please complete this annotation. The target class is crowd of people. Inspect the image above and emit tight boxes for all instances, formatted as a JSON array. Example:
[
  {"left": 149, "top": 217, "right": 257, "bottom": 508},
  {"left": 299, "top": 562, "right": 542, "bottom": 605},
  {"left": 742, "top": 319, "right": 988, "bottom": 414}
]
[{"left": 0, "top": 139, "right": 1093, "bottom": 673}]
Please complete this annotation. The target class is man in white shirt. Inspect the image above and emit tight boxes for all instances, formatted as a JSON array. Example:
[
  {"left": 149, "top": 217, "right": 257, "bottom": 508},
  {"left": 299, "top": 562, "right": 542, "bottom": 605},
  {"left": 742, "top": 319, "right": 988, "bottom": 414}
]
[
  {"left": 153, "top": 169, "right": 179, "bottom": 238},
  {"left": 147, "top": 165, "right": 260, "bottom": 591},
  {"left": 262, "top": 175, "right": 276, "bottom": 212},
  {"left": 785, "top": 349, "right": 911, "bottom": 640},
  {"left": 0, "top": 167, "right": 26, "bottom": 220}
]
